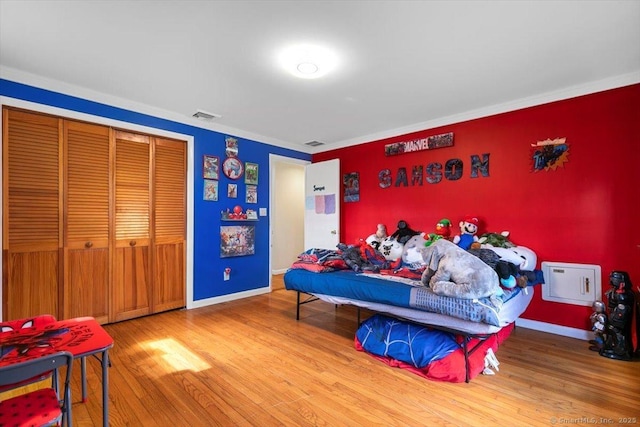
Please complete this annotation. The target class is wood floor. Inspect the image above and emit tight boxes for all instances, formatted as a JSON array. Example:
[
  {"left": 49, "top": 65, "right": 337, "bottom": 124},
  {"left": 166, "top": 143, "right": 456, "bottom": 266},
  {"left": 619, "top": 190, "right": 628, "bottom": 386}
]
[{"left": 13, "top": 276, "right": 640, "bottom": 426}]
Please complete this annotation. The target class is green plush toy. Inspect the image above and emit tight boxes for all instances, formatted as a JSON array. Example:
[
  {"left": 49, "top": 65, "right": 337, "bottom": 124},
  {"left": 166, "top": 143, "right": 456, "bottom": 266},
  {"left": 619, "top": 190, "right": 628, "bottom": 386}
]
[
  {"left": 424, "top": 233, "right": 443, "bottom": 247},
  {"left": 477, "top": 231, "right": 515, "bottom": 248}
]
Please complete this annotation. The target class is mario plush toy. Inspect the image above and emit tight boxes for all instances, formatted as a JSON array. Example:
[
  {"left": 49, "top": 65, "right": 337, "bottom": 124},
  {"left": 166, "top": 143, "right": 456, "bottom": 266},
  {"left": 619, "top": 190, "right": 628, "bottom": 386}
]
[{"left": 453, "top": 215, "right": 480, "bottom": 250}]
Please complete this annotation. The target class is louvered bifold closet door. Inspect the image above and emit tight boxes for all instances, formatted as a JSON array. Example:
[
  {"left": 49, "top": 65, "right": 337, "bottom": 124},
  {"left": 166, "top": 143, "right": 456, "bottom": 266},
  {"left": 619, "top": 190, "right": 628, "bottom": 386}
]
[
  {"left": 113, "top": 131, "right": 151, "bottom": 322},
  {"left": 2, "top": 109, "right": 62, "bottom": 320},
  {"left": 152, "top": 137, "right": 186, "bottom": 313},
  {"left": 63, "top": 121, "right": 110, "bottom": 323}
]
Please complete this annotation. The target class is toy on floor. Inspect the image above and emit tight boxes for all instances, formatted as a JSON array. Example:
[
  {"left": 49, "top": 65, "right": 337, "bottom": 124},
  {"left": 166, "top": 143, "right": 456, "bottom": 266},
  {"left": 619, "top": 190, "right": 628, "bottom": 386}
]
[
  {"left": 588, "top": 300, "right": 607, "bottom": 351},
  {"left": 452, "top": 216, "right": 480, "bottom": 250},
  {"left": 600, "top": 271, "right": 636, "bottom": 361}
]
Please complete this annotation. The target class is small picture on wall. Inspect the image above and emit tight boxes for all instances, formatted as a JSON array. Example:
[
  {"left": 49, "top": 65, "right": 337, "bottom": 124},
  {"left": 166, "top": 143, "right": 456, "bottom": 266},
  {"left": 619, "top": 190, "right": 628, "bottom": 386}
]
[
  {"left": 203, "top": 179, "right": 218, "bottom": 201},
  {"left": 228, "top": 183, "right": 238, "bottom": 198},
  {"left": 203, "top": 155, "right": 219, "bottom": 180},
  {"left": 530, "top": 137, "right": 570, "bottom": 172},
  {"left": 223, "top": 157, "right": 244, "bottom": 179},
  {"left": 225, "top": 136, "right": 238, "bottom": 158},
  {"left": 343, "top": 172, "right": 360, "bottom": 202},
  {"left": 246, "top": 185, "right": 257, "bottom": 203},
  {"left": 245, "top": 162, "right": 259, "bottom": 185},
  {"left": 220, "top": 225, "right": 255, "bottom": 258}
]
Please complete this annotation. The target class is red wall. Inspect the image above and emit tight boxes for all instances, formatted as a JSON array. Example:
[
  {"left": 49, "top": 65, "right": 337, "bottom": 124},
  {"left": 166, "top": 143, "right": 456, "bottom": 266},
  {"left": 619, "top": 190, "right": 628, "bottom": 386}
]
[{"left": 313, "top": 84, "right": 640, "bottom": 331}]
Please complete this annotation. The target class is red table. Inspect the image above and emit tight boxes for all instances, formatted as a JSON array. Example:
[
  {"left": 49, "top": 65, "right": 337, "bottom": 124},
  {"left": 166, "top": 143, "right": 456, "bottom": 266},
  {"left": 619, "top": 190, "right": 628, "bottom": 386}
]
[{"left": 0, "top": 316, "right": 114, "bottom": 427}]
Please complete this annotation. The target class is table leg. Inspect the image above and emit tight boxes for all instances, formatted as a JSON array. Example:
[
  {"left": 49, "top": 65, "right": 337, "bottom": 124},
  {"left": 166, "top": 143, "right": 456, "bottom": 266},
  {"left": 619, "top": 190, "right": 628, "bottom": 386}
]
[
  {"left": 101, "top": 350, "right": 110, "bottom": 427},
  {"left": 81, "top": 356, "right": 87, "bottom": 402},
  {"left": 67, "top": 377, "right": 74, "bottom": 427}
]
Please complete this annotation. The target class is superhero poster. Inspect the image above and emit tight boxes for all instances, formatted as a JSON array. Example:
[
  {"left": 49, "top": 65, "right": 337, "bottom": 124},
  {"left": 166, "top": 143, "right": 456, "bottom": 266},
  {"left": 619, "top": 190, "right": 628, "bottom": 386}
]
[
  {"left": 220, "top": 225, "right": 255, "bottom": 258},
  {"left": 343, "top": 172, "right": 360, "bottom": 203},
  {"left": 531, "top": 138, "right": 570, "bottom": 172}
]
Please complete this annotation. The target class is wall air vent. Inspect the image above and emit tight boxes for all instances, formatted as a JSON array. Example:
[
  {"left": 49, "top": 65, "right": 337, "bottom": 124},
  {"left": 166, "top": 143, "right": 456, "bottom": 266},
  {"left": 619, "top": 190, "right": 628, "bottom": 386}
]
[
  {"left": 305, "top": 140, "right": 324, "bottom": 147},
  {"left": 192, "top": 110, "right": 222, "bottom": 120}
]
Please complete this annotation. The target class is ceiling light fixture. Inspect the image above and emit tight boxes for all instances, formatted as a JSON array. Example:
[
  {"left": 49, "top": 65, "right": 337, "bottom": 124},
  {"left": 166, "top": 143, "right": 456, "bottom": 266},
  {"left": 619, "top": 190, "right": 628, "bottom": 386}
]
[
  {"left": 279, "top": 44, "right": 337, "bottom": 79},
  {"left": 297, "top": 62, "right": 319, "bottom": 75}
]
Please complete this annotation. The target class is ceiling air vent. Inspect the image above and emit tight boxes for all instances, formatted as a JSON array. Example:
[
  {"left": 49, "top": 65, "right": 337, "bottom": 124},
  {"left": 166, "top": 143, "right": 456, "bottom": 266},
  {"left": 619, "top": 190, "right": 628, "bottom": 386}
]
[
  {"left": 192, "top": 109, "right": 222, "bottom": 120},
  {"left": 305, "top": 140, "right": 324, "bottom": 147}
]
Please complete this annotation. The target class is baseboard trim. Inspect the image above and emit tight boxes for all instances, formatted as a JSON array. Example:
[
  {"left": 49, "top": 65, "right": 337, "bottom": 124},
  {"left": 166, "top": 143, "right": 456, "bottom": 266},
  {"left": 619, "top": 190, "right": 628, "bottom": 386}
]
[
  {"left": 187, "top": 286, "right": 270, "bottom": 310},
  {"left": 272, "top": 268, "right": 288, "bottom": 275},
  {"left": 516, "top": 318, "right": 591, "bottom": 341}
]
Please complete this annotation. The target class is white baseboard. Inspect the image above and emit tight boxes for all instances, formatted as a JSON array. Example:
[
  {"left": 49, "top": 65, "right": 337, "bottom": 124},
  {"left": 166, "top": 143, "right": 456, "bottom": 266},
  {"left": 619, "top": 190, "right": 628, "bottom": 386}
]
[
  {"left": 272, "top": 268, "right": 288, "bottom": 275},
  {"left": 187, "top": 286, "right": 270, "bottom": 310},
  {"left": 516, "top": 318, "right": 591, "bottom": 341}
]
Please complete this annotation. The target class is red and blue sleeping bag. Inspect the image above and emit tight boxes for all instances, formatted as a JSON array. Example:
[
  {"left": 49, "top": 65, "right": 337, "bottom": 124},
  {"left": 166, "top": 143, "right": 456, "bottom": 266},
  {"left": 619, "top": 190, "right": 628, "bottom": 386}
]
[{"left": 354, "top": 314, "right": 514, "bottom": 382}]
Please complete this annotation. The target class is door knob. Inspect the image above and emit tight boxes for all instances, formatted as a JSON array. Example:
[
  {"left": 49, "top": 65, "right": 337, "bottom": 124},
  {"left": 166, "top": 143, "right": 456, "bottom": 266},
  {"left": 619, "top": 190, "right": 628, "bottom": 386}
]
[
  {"left": 129, "top": 240, "right": 137, "bottom": 247},
  {"left": 85, "top": 241, "right": 93, "bottom": 248},
  {"left": 331, "top": 230, "right": 337, "bottom": 234}
]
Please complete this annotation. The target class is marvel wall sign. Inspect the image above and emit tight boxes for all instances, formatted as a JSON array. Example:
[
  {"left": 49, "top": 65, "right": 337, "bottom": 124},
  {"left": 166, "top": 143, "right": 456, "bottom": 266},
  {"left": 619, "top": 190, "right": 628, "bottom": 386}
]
[{"left": 384, "top": 132, "right": 454, "bottom": 156}]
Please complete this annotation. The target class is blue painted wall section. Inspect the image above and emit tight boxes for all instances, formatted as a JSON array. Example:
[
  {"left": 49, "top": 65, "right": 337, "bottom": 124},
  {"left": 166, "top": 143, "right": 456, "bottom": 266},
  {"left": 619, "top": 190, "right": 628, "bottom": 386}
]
[{"left": 0, "top": 78, "right": 311, "bottom": 301}]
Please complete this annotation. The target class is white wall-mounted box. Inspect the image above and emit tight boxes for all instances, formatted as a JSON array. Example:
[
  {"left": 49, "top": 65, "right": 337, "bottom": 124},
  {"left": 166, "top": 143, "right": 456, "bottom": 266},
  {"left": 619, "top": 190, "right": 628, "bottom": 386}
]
[{"left": 541, "top": 262, "right": 602, "bottom": 306}]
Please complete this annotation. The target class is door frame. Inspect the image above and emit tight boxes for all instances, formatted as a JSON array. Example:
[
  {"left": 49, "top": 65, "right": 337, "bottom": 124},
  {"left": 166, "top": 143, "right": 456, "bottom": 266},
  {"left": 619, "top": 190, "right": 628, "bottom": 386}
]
[
  {"left": 0, "top": 97, "right": 195, "bottom": 319},
  {"left": 268, "top": 154, "right": 310, "bottom": 290}
]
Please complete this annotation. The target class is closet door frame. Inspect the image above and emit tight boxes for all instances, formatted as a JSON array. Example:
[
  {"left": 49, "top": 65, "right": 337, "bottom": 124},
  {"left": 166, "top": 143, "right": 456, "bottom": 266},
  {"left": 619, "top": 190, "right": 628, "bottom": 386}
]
[{"left": 1, "top": 100, "right": 193, "bottom": 323}]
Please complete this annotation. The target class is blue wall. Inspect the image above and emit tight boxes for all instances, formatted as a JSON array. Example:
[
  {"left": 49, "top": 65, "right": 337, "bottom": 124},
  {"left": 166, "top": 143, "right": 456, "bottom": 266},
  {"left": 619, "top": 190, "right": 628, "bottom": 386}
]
[{"left": 0, "top": 79, "right": 311, "bottom": 301}]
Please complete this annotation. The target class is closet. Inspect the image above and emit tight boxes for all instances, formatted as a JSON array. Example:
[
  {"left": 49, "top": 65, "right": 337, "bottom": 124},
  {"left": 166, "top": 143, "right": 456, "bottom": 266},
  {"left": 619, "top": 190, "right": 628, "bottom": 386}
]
[{"left": 2, "top": 107, "right": 186, "bottom": 324}]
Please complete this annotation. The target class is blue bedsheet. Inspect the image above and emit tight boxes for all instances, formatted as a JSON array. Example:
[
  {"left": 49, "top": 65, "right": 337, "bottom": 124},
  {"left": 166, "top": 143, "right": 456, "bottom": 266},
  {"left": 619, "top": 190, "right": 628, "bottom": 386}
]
[{"left": 284, "top": 268, "right": 524, "bottom": 326}]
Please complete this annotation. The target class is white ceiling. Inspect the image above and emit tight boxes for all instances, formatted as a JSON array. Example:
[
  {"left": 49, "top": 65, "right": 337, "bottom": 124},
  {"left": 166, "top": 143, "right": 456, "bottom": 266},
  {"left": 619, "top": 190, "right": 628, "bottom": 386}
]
[{"left": 1, "top": 1, "right": 639, "bottom": 154}]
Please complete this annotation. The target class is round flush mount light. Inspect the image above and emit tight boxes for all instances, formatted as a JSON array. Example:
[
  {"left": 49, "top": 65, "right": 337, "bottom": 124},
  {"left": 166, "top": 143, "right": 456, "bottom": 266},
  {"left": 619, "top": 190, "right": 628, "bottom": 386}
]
[{"left": 279, "top": 44, "right": 337, "bottom": 79}]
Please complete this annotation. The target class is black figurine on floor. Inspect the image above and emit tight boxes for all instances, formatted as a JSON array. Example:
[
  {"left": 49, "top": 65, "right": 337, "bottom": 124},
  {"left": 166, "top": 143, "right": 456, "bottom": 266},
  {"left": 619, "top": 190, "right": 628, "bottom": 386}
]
[{"left": 600, "top": 271, "right": 636, "bottom": 361}]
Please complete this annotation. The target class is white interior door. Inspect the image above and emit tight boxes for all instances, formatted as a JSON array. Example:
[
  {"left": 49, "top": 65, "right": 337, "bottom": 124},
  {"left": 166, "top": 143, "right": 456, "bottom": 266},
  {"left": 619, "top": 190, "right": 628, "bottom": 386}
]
[{"left": 304, "top": 159, "right": 340, "bottom": 250}]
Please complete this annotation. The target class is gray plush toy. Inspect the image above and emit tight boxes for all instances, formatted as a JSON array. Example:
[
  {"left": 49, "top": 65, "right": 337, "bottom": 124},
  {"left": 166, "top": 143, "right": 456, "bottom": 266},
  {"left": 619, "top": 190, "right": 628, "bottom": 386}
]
[{"left": 420, "top": 239, "right": 502, "bottom": 305}]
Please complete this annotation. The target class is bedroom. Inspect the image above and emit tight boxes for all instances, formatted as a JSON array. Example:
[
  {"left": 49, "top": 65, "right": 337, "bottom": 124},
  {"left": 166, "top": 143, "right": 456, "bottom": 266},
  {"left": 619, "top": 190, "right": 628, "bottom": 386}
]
[{"left": 1, "top": 1, "right": 639, "bottom": 425}]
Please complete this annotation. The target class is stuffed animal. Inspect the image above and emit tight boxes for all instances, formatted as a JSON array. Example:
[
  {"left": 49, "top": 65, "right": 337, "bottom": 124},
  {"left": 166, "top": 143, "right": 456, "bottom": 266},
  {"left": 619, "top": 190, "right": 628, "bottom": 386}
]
[
  {"left": 452, "top": 216, "right": 480, "bottom": 250},
  {"left": 389, "top": 220, "right": 420, "bottom": 244},
  {"left": 434, "top": 218, "right": 452, "bottom": 239},
  {"left": 402, "top": 233, "right": 428, "bottom": 265},
  {"left": 379, "top": 237, "right": 405, "bottom": 261},
  {"left": 420, "top": 239, "right": 502, "bottom": 304},
  {"left": 424, "top": 218, "right": 452, "bottom": 247},
  {"left": 485, "top": 245, "right": 537, "bottom": 271},
  {"left": 510, "top": 246, "right": 537, "bottom": 271},
  {"left": 478, "top": 231, "right": 515, "bottom": 248},
  {"left": 365, "top": 223, "right": 388, "bottom": 250}
]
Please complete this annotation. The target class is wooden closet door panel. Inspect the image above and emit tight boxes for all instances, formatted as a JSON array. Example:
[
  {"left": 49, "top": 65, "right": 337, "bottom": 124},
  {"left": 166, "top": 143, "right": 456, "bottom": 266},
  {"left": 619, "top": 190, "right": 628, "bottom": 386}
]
[
  {"left": 5, "top": 252, "right": 59, "bottom": 320},
  {"left": 113, "top": 131, "right": 151, "bottom": 320},
  {"left": 63, "top": 120, "right": 110, "bottom": 322},
  {"left": 66, "top": 248, "right": 109, "bottom": 323},
  {"left": 113, "top": 245, "right": 150, "bottom": 321},
  {"left": 152, "top": 138, "right": 186, "bottom": 312},
  {"left": 153, "top": 241, "right": 185, "bottom": 312},
  {"left": 3, "top": 108, "right": 61, "bottom": 319}
]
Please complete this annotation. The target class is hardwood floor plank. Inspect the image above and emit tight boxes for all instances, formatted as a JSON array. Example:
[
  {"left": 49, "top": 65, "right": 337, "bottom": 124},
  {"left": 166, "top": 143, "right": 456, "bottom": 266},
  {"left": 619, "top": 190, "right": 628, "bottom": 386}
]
[{"left": 59, "top": 283, "right": 640, "bottom": 426}]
